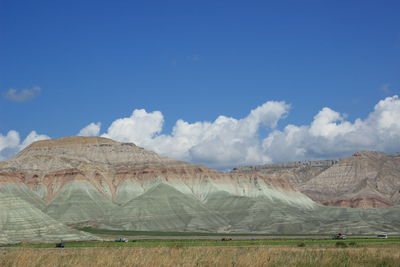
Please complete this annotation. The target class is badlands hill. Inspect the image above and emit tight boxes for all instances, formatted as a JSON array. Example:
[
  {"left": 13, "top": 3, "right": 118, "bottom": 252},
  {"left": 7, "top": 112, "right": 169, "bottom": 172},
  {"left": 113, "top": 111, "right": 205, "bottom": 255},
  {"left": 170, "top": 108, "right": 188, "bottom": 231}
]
[
  {"left": 1, "top": 136, "right": 400, "bottom": 242},
  {"left": 0, "top": 171, "right": 97, "bottom": 244},
  {"left": 233, "top": 151, "right": 400, "bottom": 208}
]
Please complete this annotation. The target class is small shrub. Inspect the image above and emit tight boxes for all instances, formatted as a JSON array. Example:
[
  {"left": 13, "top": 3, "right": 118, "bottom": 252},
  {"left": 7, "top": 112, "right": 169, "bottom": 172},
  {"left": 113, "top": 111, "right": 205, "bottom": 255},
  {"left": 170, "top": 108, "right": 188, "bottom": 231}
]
[
  {"left": 349, "top": 242, "right": 357, "bottom": 247},
  {"left": 297, "top": 242, "right": 306, "bottom": 247},
  {"left": 335, "top": 242, "right": 348, "bottom": 248}
]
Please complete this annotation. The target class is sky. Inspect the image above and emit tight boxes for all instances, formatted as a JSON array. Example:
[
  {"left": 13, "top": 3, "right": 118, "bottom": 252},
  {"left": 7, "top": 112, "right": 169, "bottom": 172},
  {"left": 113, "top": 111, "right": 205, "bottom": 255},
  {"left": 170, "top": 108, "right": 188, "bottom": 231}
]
[{"left": 1, "top": 0, "right": 400, "bottom": 170}]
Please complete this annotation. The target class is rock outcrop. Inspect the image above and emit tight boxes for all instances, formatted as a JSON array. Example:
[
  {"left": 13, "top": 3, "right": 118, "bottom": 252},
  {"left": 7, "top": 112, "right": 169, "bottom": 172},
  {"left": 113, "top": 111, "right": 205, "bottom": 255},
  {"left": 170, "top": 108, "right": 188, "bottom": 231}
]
[
  {"left": 232, "top": 160, "right": 338, "bottom": 187},
  {"left": 232, "top": 151, "right": 400, "bottom": 208},
  {"left": 300, "top": 151, "right": 400, "bottom": 208}
]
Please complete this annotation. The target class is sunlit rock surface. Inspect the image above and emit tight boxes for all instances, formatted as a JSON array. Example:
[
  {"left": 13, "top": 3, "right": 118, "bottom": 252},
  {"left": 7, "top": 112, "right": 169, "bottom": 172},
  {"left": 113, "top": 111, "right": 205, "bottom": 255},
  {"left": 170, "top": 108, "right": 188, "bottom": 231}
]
[{"left": 233, "top": 151, "right": 400, "bottom": 208}]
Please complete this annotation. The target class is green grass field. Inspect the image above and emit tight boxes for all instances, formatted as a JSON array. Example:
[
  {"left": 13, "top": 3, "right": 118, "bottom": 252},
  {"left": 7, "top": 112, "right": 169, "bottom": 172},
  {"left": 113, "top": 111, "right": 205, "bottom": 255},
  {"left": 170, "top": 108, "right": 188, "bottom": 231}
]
[
  {"left": 2, "top": 233, "right": 399, "bottom": 266},
  {"left": 4, "top": 237, "right": 400, "bottom": 248}
]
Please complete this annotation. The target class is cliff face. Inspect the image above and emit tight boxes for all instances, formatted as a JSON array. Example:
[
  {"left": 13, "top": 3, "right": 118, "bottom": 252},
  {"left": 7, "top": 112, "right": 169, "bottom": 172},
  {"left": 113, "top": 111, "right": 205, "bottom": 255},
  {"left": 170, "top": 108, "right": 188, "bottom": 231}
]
[
  {"left": 300, "top": 151, "right": 400, "bottom": 208},
  {"left": 232, "top": 151, "right": 400, "bottom": 208},
  {"left": 232, "top": 160, "right": 338, "bottom": 187}
]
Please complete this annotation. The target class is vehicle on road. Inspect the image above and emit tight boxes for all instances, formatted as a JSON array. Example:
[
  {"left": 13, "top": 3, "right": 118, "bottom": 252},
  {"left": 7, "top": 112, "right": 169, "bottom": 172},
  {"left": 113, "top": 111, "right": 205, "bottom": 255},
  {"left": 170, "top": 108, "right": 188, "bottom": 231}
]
[
  {"left": 332, "top": 233, "right": 347, "bottom": 240},
  {"left": 55, "top": 243, "right": 65, "bottom": 248},
  {"left": 115, "top": 237, "right": 129, "bottom": 242}
]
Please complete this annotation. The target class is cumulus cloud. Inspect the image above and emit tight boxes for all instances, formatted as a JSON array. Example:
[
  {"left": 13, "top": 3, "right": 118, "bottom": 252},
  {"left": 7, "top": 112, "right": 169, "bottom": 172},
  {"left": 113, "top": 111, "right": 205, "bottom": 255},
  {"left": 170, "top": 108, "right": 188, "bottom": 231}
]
[
  {"left": 2, "top": 95, "right": 400, "bottom": 171},
  {"left": 0, "top": 131, "right": 20, "bottom": 159},
  {"left": 97, "top": 96, "right": 400, "bottom": 170},
  {"left": 4, "top": 86, "right": 42, "bottom": 102},
  {"left": 101, "top": 101, "right": 290, "bottom": 169},
  {"left": 78, "top": 122, "right": 101, "bottom": 137},
  {"left": 101, "top": 109, "right": 164, "bottom": 145},
  {"left": 262, "top": 95, "right": 400, "bottom": 162},
  {"left": 0, "top": 130, "right": 49, "bottom": 161}
]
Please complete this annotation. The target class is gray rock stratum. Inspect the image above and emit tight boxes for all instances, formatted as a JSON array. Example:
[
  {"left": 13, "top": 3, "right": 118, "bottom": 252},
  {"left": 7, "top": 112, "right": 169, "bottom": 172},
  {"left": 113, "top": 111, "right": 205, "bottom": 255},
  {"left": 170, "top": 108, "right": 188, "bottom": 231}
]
[
  {"left": 1, "top": 136, "right": 400, "bottom": 239},
  {"left": 0, "top": 187, "right": 98, "bottom": 244},
  {"left": 232, "top": 151, "right": 400, "bottom": 208}
]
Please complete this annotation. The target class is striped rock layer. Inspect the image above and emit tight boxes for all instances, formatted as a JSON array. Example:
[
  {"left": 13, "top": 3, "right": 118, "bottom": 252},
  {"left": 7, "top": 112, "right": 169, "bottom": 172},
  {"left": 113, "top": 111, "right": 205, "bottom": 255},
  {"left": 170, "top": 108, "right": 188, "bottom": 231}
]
[
  {"left": 233, "top": 151, "right": 400, "bottom": 208},
  {"left": 1, "top": 136, "right": 400, "bottom": 238}
]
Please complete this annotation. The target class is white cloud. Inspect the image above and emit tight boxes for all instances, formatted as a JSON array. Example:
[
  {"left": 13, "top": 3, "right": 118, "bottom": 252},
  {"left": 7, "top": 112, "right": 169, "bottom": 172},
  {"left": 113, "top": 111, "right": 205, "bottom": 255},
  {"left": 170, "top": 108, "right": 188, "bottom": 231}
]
[
  {"left": 2, "top": 95, "right": 400, "bottom": 171},
  {"left": 309, "top": 107, "right": 353, "bottom": 139},
  {"left": 262, "top": 95, "right": 400, "bottom": 162},
  {"left": 98, "top": 96, "right": 400, "bottom": 170},
  {"left": 0, "top": 131, "right": 20, "bottom": 153},
  {"left": 20, "top": 131, "right": 50, "bottom": 149},
  {"left": 4, "top": 86, "right": 42, "bottom": 102},
  {"left": 78, "top": 122, "right": 101, "bottom": 137},
  {"left": 101, "top": 101, "right": 290, "bottom": 170},
  {"left": 101, "top": 109, "right": 164, "bottom": 145},
  {"left": 0, "top": 130, "right": 49, "bottom": 161}
]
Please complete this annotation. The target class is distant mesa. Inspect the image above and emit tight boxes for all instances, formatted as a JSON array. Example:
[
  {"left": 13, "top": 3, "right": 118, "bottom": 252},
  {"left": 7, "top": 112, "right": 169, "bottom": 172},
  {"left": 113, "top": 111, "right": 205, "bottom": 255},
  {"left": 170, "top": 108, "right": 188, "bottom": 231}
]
[
  {"left": 24, "top": 136, "right": 118, "bottom": 149},
  {"left": 233, "top": 150, "right": 400, "bottom": 208}
]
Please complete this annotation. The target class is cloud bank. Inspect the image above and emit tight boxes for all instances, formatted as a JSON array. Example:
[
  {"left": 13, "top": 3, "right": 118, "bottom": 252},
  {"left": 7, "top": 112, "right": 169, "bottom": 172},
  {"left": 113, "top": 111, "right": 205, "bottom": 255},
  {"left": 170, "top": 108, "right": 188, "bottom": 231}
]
[
  {"left": 1, "top": 96, "right": 400, "bottom": 170},
  {"left": 78, "top": 122, "right": 101, "bottom": 137},
  {"left": 263, "top": 95, "right": 400, "bottom": 163},
  {"left": 100, "top": 96, "right": 400, "bottom": 169},
  {"left": 0, "top": 131, "right": 49, "bottom": 161},
  {"left": 101, "top": 101, "right": 290, "bottom": 169},
  {"left": 4, "top": 86, "right": 42, "bottom": 102}
]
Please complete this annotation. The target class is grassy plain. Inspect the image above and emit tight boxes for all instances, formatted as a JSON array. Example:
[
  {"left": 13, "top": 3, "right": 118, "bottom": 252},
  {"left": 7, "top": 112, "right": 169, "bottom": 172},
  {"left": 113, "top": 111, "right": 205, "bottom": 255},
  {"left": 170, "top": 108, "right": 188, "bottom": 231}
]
[
  {"left": 1, "top": 245, "right": 400, "bottom": 267},
  {"left": 2, "top": 230, "right": 400, "bottom": 266},
  {"left": 4, "top": 237, "right": 400, "bottom": 248}
]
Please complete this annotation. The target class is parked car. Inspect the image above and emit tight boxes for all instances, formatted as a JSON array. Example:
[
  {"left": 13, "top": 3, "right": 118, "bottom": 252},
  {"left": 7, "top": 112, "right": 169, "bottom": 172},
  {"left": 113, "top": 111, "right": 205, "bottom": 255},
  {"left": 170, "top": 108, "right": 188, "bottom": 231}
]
[
  {"left": 377, "top": 234, "right": 387, "bottom": 239},
  {"left": 115, "top": 237, "right": 129, "bottom": 242},
  {"left": 332, "top": 233, "right": 347, "bottom": 240},
  {"left": 55, "top": 242, "right": 65, "bottom": 248}
]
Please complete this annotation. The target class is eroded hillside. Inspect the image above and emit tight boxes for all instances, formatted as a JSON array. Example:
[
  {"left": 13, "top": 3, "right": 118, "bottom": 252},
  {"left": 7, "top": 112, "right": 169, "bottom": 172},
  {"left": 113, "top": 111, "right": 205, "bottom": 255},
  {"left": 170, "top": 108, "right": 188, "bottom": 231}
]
[{"left": 1, "top": 136, "right": 399, "bottom": 240}]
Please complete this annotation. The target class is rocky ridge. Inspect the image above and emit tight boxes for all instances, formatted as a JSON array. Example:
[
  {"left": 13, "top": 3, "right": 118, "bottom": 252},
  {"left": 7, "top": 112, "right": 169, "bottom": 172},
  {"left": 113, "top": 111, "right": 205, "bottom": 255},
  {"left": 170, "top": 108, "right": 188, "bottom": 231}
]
[
  {"left": 232, "top": 159, "right": 339, "bottom": 187},
  {"left": 232, "top": 151, "right": 400, "bottom": 208}
]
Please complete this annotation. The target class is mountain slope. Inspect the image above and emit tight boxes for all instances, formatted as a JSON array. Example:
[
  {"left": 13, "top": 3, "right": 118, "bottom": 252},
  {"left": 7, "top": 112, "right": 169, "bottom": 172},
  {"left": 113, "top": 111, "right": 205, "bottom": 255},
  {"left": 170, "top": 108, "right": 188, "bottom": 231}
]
[
  {"left": 104, "top": 183, "right": 228, "bottom": 232},
  {"left": 233, "top": 151, "right": 400, "bottom": 208},
  {"left": 0, "top": 136, "right": 399, "bottom": 235},
  {"left": 300, "top": 151, "right": 400, "bottom": 208},
  {"left": 0, "top": 191, "right": 97, "bottom": 244},
  {"left": 0, "top": 137, "right": 312, "bottom": 229}
]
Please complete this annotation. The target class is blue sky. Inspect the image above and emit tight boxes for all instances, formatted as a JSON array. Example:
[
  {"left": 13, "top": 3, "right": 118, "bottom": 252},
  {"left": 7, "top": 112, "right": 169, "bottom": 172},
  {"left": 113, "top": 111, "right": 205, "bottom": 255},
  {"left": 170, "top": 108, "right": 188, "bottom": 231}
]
[{"left": 1, "top": 0, "right": 400, "bottom": 168}]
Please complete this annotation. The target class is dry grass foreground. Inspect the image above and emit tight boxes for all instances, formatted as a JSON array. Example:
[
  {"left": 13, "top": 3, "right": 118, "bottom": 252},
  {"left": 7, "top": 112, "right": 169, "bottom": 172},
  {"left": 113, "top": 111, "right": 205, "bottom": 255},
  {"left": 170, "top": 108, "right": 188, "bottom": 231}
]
[{"left": 1, "top": 246, "right": 399, "bottom": 267}]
